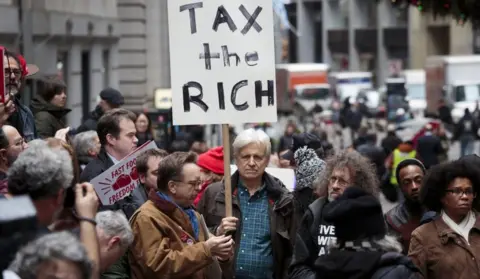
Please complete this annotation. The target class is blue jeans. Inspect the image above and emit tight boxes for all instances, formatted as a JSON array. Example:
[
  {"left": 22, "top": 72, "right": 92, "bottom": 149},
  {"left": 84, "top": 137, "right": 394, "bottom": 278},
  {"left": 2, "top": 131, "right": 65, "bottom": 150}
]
[{"left": 460, "top": 136, "right": 475, "bottom": 157}]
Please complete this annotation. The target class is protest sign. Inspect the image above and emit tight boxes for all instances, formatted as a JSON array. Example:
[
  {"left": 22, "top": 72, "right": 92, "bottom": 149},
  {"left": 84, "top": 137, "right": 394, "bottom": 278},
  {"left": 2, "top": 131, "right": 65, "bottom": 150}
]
[
  {"left": 91, "top": 141, "right": 157, "bottom": 205},
  {"left": 167, "top": 0, "right": 277, "bottom": 125},
  {"left": 230, "top": 165, "right": 295, "bottom": 191},
  {"left": 0, "top": 48, "right": 5, "bottom": 103}
]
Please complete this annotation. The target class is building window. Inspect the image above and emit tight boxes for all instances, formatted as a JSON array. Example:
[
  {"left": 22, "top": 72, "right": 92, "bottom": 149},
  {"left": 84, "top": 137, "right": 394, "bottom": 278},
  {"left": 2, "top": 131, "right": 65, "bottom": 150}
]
[{"left": 102, "top": 49, "right": 110, "bottom": 88}]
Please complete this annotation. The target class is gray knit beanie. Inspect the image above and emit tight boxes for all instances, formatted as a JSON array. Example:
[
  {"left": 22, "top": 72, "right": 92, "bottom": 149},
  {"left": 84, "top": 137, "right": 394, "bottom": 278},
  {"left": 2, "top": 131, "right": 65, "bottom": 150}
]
[{"left": 294, "top": 146, "right": 326, "bottom": 190}]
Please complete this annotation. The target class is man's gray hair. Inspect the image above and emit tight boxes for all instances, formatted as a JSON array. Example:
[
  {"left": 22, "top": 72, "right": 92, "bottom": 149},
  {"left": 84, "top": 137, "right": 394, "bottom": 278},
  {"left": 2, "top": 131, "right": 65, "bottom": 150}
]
[
  {"left": 8, "top": 231, "right": 92, "bottom": 279},
  {"left": 73, "top": 131, "right": 99, "bottom": 157},
  {"left": 96, "top": 210, "right": 134, "bottom": 249},
  {"left": 232, "top": 128, "right": 271, "bottom": 156},
  {"left": 7, "top": 140, "right": 73, "bottom": 200}
]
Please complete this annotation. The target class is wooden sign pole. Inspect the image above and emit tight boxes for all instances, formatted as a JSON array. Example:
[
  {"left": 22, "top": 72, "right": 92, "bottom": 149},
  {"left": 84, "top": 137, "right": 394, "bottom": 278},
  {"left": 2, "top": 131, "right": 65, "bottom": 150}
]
[{"left": 222, "top": 124, "right": 233, "bottom": 217}]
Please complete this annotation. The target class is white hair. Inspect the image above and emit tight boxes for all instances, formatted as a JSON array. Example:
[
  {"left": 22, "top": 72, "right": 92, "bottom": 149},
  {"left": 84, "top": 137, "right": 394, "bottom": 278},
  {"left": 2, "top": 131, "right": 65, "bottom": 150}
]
[
  {"left": 9, "top": 231, "right": 92, "bottom": 279},
  {"left": 232, "top": 128, "right": 271, "bottom": 156},
  {"left": 72, "top": 131, "right": 98, "bottom": 158},
  {"left": 7, "top": 140, "right": 74, "bottom": 200},
  {"left": 96, "top": 211, "right": 133, "bottom": 249}
]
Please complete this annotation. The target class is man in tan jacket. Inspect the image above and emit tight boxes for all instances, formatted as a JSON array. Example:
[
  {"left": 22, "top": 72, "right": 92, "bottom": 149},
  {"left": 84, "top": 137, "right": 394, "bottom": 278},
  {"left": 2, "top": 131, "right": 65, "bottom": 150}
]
[{"left": 128, "top": 152, "right": 234, "bottom": 279}]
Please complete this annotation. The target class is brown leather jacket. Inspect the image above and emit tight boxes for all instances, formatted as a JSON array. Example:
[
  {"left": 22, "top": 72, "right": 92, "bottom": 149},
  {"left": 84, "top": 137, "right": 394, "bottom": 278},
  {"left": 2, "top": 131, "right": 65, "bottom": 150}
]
[
  {"left": 128, "top": 192, "right": 227, "bottom": 279},
  {"left": 197, "top": 171, "right": 295, "bottom": 279},
  {"left": 408, "top": 214, "right": 480, "bottom": 279}
]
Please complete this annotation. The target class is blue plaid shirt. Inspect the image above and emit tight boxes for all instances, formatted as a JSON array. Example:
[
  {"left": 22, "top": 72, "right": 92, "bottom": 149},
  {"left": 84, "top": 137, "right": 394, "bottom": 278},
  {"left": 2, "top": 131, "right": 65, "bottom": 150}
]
[{"left": 235, "top": 182, "right": 274, "bottom": 279}]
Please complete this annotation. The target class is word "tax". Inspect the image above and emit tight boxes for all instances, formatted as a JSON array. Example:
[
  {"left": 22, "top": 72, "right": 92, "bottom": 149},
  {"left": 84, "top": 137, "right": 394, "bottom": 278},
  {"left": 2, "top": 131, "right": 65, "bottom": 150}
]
[{"left": 179, "top": 2, "right": 263, "bottom": 35}]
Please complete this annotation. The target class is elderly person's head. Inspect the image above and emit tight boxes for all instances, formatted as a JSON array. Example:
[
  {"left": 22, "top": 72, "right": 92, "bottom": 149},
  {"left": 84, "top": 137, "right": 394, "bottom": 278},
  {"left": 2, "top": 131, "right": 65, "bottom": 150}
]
[
  {"left": 72, "top": 131, "right": 101, "bottom": 161},
  {"left": 157, "top": 152, "right": 201, "bottom": 207},
  {"left": 421, "top": 160, "right": 480, "bottom": 223},
  {"left": 317, "top": 150, "right": 379, "bottom": 202},
  {"left": 232, "top": 128, "right": 271, "bottom": 183},
  {"left": 0, "top": 125, "right": 28, "bottom": 169},
  {"left": 7, "top": 140, "right": 73, "bottom": 226},
  {"left": 8, "top": 231, "right": 92, "bottom": 279},
  {"left": 96, "top": 211, "right": 133, "bottom": 272}
]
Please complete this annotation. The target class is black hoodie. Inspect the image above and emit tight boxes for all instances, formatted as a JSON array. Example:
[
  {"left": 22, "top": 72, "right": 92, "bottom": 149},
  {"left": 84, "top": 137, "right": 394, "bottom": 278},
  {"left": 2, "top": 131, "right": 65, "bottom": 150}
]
[{"left": 74, "top": 105, "right": 104, "bottom": 134}]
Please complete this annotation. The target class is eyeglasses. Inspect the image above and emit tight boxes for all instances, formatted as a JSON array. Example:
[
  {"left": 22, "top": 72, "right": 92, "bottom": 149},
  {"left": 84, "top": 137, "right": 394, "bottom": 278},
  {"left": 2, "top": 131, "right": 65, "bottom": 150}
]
[
  {"left": 446, "top": 188, "right": 477, "bottom": 197},
  {"left": 329, "top": 176, "right": 350, "bottom": 187},
  {"left": 4, "top": 68, "right": 21, "bottom": 77}
]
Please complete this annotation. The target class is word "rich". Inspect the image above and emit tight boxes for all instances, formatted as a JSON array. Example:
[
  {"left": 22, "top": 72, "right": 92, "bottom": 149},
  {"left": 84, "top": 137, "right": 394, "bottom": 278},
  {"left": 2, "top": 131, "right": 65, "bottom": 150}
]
[{"left": 182, "top": 80, "right": 274, "bottom": 112}]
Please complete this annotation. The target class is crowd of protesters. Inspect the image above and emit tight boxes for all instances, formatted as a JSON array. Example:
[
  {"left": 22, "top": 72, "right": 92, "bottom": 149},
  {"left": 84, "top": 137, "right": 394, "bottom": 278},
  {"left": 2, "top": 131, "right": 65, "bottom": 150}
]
[{"left": 2, "top": 47, "right": 480, "bottom": 279}]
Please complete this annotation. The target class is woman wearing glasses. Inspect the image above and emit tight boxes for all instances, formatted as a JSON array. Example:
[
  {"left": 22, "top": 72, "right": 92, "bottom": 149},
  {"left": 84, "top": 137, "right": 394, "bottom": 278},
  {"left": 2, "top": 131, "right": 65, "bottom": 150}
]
[{"left": 408, "top": 159, "right": 480, "bottom": 279}]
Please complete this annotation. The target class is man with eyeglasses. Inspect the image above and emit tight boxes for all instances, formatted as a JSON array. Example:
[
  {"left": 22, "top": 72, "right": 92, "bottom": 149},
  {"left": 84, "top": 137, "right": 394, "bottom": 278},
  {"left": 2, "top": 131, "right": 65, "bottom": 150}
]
[
  {"left": 0, "top": 125, "right": 28, "bottom": 195},
  {"left": 2, "top": 48, "right": 39, "bottom": 142},
  {"left": 289, "top": 150, "right": 380, "bottom": 279},
  {"left": 385, "top": 158, "right": 429, "bottom": 254},
  {"left": 128, "top": 151, "right": 234, "bottom": 279}
]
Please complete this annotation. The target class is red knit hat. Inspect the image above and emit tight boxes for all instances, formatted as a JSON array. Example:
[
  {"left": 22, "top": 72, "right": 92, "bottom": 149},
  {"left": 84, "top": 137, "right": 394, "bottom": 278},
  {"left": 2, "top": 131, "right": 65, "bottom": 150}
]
[{"left": 197, "top": 146, "right": 224, "bottom": 175}]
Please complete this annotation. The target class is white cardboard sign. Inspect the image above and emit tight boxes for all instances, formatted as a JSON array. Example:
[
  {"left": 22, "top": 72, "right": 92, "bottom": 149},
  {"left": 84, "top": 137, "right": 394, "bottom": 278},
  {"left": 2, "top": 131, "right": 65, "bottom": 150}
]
[
  {"left": 91, "top": 141, "right": 157, "bottom": 205},
  {"left": 167, "top": 0, "right": 278, "bottom": 125}
]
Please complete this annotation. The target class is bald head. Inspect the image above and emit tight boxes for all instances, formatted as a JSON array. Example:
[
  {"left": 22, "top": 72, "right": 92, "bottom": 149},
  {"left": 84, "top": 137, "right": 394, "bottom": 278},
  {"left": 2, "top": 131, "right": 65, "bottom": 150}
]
[
  {"left": 1, "top": 125, "right": 27, "bottom": 167},
  {"left": 2, "top": 125, "right": 22, "bottom": 145}
]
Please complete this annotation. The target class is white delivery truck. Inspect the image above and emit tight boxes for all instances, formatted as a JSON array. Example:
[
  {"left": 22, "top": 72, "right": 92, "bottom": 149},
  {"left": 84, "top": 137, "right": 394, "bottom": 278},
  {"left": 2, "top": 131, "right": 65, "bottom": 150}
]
[
  {"left": 403, "top": 70, "right": 426, "bottom": 117},
  {"left": 329, "top": 71, "right": 373, "bottom": 101},
  {"left": 425, "top": 55, "right": 480, "bottom": 122}
]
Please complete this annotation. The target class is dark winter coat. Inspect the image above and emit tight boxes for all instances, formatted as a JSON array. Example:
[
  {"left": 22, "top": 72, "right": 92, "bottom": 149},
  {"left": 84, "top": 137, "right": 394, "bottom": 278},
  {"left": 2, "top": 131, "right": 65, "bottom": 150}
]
[
  {"left": 8, "top": 97, "right": 37, "bottom": 142},
  {"left": 289, "top": 198, "right": 330, "bottom": 279},
  {"left": 30, "top": 95, "right": 71, "bottom": 138},
  {"left": 314, "top": 250, "right": 421, "bottom": 279},
  {"left": 381, "top": 134, "right": 402, "bottom": 155},
  {"left": 75, "top": 105, "right": 103, "bottom": 134},
  {"left": 415, "top": 133, "right": 443, "bottom": 169},
  {"left": 197, "top": 171, "right": 295, "bottom": 279}
]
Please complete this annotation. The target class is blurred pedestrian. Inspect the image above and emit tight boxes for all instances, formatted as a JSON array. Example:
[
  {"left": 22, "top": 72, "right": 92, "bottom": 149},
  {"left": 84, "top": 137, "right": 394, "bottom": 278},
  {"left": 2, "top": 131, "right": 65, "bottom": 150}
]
[
  {"left": 453, "top": 108, "right": 477, "bottom": 157},
  {"left": 134, "top": 112, "right": 154, "bottom": 147},
  {"left": 194, "top": 146, "right": 224, "bottom": 206},
  {"left": 31, "top": 74, "right": 70, "bottom": 138},
  {"left": 75, "top": 88, "right": 124, "bottom": 134}
]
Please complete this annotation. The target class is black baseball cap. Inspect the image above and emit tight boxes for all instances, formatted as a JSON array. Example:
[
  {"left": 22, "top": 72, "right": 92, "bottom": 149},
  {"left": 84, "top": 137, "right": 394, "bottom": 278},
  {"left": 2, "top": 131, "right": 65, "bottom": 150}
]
[
  {"left": 281, "top": 133, "right": 323, "bottom": 161},
  {"left": 100, "top": 87, "right": 124, "bottom": 107}
]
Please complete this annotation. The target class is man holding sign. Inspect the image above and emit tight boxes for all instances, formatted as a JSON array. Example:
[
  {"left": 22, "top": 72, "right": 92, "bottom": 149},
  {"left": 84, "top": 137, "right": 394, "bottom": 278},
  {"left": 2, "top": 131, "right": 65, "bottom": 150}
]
[
  {"left": 167, "top": 0, "right": 290, "bottom": 277},
  {"left": 198, "top": 129, "right": 295, "bottom": 279},
  {"left": 80, "top": 108, "right": 139, "bottom": 211}
]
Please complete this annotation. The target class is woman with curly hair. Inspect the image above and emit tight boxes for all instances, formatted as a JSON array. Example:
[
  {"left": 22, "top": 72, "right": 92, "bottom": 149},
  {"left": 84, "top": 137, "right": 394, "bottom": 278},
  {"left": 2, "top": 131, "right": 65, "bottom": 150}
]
[{"left": 408, "top": 159, "right": 480, "bottom": 279}]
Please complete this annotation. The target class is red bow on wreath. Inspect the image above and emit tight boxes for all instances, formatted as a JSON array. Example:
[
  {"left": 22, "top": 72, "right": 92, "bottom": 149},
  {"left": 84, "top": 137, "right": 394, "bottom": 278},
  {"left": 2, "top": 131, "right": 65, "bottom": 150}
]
[{"left": 17, "top": 54, "right": 28, "bottom": 77}]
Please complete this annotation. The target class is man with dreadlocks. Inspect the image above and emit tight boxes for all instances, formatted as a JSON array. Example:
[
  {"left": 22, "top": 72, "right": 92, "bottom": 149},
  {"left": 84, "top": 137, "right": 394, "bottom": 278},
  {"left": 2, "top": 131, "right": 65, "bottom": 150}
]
[
  {"left": 289, "top": 150, "right": 380, "bottom": 279},
  {"left": 2, "top": 47, "right": 39, "bottom": 141}
]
